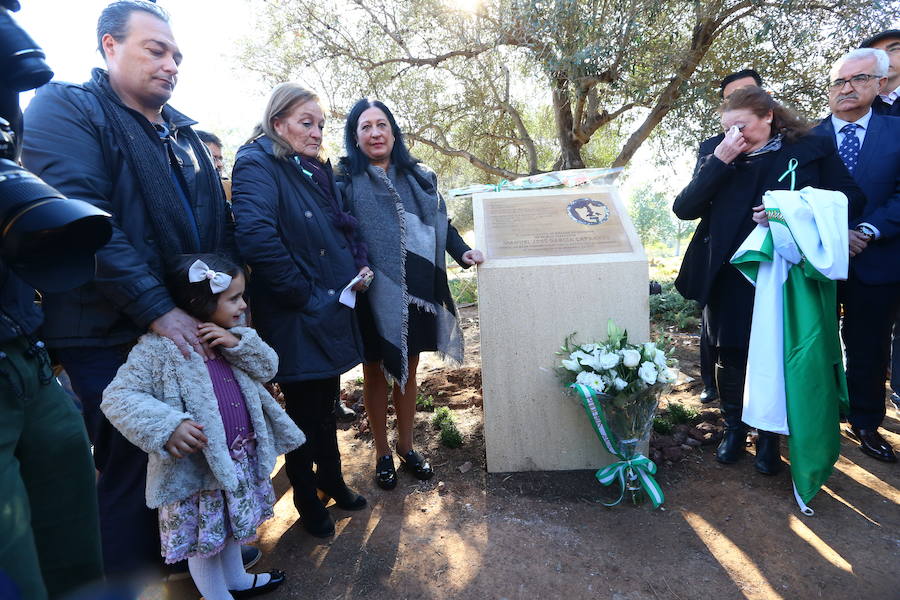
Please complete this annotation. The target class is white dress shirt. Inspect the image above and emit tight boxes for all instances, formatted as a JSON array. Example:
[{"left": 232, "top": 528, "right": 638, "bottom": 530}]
[
  {"left": 879, "top": 83, "right": 900, "bottom": 105},
  {"left": 831, "top": 109, "right": 872, "bottom": 148}
]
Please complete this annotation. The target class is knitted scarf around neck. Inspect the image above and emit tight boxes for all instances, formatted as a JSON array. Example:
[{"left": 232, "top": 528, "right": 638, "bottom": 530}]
[
  {"left": 84, "top": 69, "right": 225, "bottom": 259},
  {"left": 349, "top": 164, "right": 463, "bottom": 388}
]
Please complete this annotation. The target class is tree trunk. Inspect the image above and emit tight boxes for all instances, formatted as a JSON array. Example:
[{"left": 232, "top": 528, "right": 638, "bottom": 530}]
[
  {"left": 611, "top": 16, "right": 722, "bottom": 168},
  {"left": 551, "top": 74, "right": 586, "bottom": 171}
]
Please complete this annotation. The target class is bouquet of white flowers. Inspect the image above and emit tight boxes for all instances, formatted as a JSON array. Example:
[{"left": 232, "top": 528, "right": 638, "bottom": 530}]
[{"left": 557, "top": 320, "right": 675, "bottom": 508}]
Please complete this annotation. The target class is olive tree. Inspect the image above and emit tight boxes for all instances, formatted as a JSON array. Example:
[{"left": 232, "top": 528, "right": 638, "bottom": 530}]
[{"left": 239, "top": 0, "right": 897, "bottom": 178}]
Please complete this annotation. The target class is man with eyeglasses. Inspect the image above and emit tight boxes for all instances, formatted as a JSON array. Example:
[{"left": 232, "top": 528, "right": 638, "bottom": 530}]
[
  {"left": 860, "top": 29, "right": 900, "bottom": 117},
  {"left": 812, "top": 48, "right": 900, "bottom": 463}
]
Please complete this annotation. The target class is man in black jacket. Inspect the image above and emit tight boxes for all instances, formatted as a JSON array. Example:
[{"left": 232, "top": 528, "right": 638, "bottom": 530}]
[
  {"left": 22, "top": 0, "right": 238, "bottom": 577},
  {"left": 860, "top": 30, "right": 900, "bottom": 117}
]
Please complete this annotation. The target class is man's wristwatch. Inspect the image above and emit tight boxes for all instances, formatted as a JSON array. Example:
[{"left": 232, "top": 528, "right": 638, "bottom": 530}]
[{"left": 855, "top": 224, "right": 876, "bottom": 242}]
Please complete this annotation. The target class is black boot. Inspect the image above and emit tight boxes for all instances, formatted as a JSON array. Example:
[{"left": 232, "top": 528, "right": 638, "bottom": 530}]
[
  {"left": 715, "top": 363, "right": 747, "bottom": 464},
  {"left": 316, "top": 393, "right": 367, "bottom": 511},
  {"left": 754, "top": 431, "right": 783, "bottom": 475},
  {"left": 281, "top": 381, "right": 336, "bottom": 538}
]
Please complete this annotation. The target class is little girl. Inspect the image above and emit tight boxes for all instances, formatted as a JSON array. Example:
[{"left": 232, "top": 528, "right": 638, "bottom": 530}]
[{"left": 101, "top": 254, "right": 306, "bottom": 599}]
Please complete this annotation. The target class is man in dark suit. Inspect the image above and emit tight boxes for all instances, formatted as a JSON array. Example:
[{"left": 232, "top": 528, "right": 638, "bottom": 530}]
[
  {"left": 694, "top": 69, "right": 764, "bottom": 403},
  {"left": 813, "top": 48, "right": 900, "bottom": 462},
  {"left": 860, "top": 30, "right": 900, "bottom": 117}
]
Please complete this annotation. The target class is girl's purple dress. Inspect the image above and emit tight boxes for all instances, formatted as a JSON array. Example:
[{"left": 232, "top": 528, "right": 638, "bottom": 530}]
[{"left": 157, "top": 357, "right": 276, "bottom": 563}]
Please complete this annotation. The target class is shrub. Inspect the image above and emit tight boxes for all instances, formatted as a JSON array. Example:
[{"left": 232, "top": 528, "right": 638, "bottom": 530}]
[
  {"left": 448, "top": 275, "right": 478, "bottom": 305},
  {"left": 653, "top": 416, "right": 674, "bottom": 434},
  {"left": 431, "top": 406, "right": 452, "bottom": 428},
  {"left": 649, "top": 280, "right": 701, "bottom": 331},
  {"left": 416, "top": 393, "right": 435, "bottom": 411},
  {"left": 439, "top": 421, "right": 463, "bottom": 448},
  {"left": 431, "top": 406, "right": 463, "bottom": 447},
  {"left": 668, "top": 401, "right": 699, "bottom": 424}
]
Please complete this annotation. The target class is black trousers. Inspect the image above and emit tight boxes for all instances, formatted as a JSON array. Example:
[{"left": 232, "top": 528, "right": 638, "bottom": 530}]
[
  {"left": 839, "top": 274, "right": 900, "bottom": 430},
  {"left": 55, "top": 345, "right": 160, "bottom": 578},
  {"left": 700, "top": 313, "right": 718, "bottom": 390},
  {"left": 280, "top": 377, "right": 345, "bottom": 509}
]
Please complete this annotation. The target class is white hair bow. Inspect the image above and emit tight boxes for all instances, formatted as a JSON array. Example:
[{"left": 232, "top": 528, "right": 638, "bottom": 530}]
[{"left": 188, "top": 259, "right": 232, "bottom": 294}]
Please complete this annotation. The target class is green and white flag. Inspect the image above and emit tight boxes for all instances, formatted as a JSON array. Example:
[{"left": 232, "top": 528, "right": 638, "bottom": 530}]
[{"left": 731, "top": 185, "right": 849, "bottom": 515}]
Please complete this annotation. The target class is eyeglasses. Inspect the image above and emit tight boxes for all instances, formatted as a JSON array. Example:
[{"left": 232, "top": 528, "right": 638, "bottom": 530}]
[{"left": 828, "top": 74, "right": 882, "bottom": 91}]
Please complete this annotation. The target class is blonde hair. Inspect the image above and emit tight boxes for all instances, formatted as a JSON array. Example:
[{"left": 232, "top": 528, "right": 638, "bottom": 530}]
[{"left": 247, "top": 82, "right": 322, "bottom": 160}]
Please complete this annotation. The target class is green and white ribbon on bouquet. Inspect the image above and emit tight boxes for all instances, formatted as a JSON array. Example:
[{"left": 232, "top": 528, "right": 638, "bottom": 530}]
[{"left": 569, "top": 383, "right": 665, "bottom": 509}]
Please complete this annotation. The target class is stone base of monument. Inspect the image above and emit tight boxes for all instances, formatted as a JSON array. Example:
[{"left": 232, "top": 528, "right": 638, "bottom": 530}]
[{"left": 473, "top": 185, "right": 649, "bottom": 472}]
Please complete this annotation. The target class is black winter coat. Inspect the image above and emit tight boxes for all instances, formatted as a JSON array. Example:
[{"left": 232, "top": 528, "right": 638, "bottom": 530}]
[
  {"left": 21, "top": 73, "right": 234, "bottom": 348},
  {"left": 231, "top": 137, "right": 364, "bottom": 382},
  {"left": 0, "top": 266, "right": 42, "bottom": 343},
  {"left": 674, "top": 134, "right": 865, "bottom": 309}
]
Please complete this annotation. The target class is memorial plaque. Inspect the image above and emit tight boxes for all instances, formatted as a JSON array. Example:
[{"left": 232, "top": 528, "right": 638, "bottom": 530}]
[
  {"left": 473, "top": 185, "right": 649, "bottom": 472},
  {"left": 481, "top": 189, "right": 633, "bottom": 259}
]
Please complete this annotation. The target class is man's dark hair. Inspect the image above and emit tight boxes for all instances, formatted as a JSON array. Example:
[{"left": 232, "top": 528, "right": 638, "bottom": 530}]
[
  {"left": 340, "top": 98, "right": 420, "bottom": 176},
  {"left": 195, "top": 130, "right": 223, "bottom": 147},
  {"left": 96, "top": 0, "right": 170, "bottom": 58},
  {"left": 860, "top": 29, "right": 900, "bottom": 49},
  {"left": 165, "top": 253, "right": 242, "bottom": 321},
  {"left": 719, "top": 69, "right": 763, "bottom": 98}
]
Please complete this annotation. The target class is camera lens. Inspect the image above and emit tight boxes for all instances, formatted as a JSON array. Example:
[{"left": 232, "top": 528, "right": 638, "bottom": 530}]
[
  {"left": 0, "top": 159, "right": 111, "bottom": 292},
  {"left": 0, "top": 11, "right": 53, "bottom": 93}
]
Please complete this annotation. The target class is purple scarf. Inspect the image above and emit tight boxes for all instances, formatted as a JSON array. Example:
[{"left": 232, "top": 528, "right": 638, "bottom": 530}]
[{"left": 295, "top": 155, "right": 368, "bottom": 269}]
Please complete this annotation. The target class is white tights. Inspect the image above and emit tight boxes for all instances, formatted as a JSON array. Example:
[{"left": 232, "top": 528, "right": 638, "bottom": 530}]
[{"left": 187, "top": 540, "right": 268, "bottom": 600}]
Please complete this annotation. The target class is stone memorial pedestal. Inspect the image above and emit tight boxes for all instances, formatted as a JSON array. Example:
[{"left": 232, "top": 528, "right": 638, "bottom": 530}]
[{"left": 473, "top": 185, "right": 649, "bottom": 472}]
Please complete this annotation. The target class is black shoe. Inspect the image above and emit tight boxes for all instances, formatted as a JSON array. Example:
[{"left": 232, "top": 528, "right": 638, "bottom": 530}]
[
  {"left": 850, "top": 426, "right": 897, "bottom": 463},
  {"left": 376, "top": 454, "right": 397, "bottom": 490},
  {"left": 334, "top": 398, "right": 356, "bottom": 422},
  {"left": 716, "top": 429, "right": 748, "bottom": 464},
  {"left": 754, "top": 431, "right": 783, "bottom": 475},
  {"left": 318, "top": 484, "right": 367, "bottom": 510},
  {"left": 699, "top": 386, "right": 718, "bottom": 404},
  {"left": 296, "top": 498, "right": 335, "bottom": 538},
  {"left": 398, "top": 449, "right": 434, "bottom": 481},
  {"left": 230, "top": 569, "right": 286, "bottom": 598}
]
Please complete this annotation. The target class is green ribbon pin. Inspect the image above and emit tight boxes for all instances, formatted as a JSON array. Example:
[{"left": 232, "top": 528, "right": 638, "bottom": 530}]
[
  {"left": 777, "top": 157, "right": 799, "bottom": 191},
  {"left": 570, "top": 383, "right": 665, "bottom": 509}
]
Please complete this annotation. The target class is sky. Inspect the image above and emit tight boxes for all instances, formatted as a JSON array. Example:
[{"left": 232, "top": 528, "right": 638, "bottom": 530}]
[{"left": 15, "top": 0, "right": 267, "bottom": 153}]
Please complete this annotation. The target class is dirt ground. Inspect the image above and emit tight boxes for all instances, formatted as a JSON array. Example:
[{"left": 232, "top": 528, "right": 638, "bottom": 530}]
[{"left": 158, "top": 306, "right": 899, "bottom": 600}]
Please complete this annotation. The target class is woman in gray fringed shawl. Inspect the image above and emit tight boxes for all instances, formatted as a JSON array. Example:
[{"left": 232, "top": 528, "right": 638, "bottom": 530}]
[{"left": 338, "top": 99, "right": 485, "bottom": 490}]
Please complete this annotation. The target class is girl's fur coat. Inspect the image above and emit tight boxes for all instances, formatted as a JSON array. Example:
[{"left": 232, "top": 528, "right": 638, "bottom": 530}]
[{"left": 101, "top": 327, "right": 305, "bottom": 508}]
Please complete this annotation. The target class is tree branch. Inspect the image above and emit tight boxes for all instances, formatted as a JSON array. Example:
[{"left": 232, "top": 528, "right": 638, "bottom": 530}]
[{"left": 406, "top": 131, "right": 526, "bottom": 179}]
